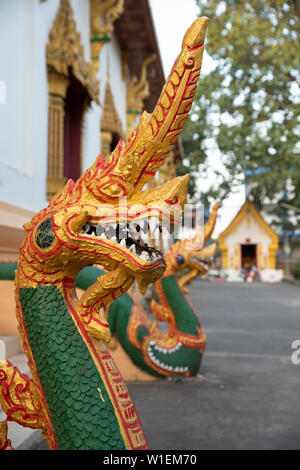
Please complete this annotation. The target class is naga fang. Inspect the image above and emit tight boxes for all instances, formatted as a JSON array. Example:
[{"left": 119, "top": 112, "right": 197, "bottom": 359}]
[{"left": 0, "top": 18, "right": 208, "bottom": 450}]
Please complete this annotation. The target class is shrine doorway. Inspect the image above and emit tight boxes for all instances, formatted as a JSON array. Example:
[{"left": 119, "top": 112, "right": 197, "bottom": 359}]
[{"left": 241, "top": 244, "right": 257, "bottom": 269}]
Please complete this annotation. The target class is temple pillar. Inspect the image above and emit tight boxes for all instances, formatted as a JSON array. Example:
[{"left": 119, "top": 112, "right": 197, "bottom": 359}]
[{"left": 46, "top": 71, "right": 69, "bottom": 200}]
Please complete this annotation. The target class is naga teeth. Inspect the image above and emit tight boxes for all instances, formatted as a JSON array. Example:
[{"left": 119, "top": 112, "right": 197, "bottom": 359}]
[
  {"left": 149, "top": 218, "right": 157, "bottom": 234},
  {"left": 140, "top": 250, "right": 150, "bottom": 261},
  {"left": 129, "top": 244, "right": 136, "bottom": 254},
  {"left": 153, "top": 227, "right": 160, "bottom": 240},
  {"left": 147, "top": 342, "right": 188, "bottom": 374},
  {"left": 80, "top": 217, "right": 173, "bottom": 263},
  {"left": 162, "top": 226, "right": 169, "bottom": 237}
]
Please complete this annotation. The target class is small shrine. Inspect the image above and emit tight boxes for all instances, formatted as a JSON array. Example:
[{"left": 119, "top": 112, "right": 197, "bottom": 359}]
[{"left": 218, "top": 199, "right": 282, "bottom": 282}]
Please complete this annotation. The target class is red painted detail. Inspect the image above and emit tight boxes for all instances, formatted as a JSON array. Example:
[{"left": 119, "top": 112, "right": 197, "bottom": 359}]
[
  {"left": 187, "top": 43, "right": 204, "bottom": 52},
  {"left": 96, "top": 153, "right": 106, "bottom": 170},
  {"left": 174, "top": 330, "right": 203, "bottom": 348},
  {"left": 165, "top": 196, "right": 179, "bottom": 205}
]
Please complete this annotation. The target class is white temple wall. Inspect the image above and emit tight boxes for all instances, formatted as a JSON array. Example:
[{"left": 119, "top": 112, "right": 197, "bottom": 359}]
[{"left": 0, "top": 0, "right": 124, "bottom": 213}]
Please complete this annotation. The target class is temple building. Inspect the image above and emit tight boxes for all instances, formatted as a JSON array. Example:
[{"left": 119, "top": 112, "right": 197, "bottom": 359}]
[
  {"left": 218, "top": 199, "right": 283, "bottom": 282},
  {"left": 0, "top": 0, "right": 183, "bottom": 334}
]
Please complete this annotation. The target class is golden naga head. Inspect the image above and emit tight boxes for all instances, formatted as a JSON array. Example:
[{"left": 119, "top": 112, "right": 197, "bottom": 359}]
[
  {"left": 165, "top": 202, "right": 219, "bottom": 278},
  {"left": 19, "top": 18, "right": 209, "bottom": 303}
]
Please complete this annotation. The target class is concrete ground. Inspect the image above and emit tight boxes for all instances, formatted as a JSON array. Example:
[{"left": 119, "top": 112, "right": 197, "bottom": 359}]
[{"left": 32, "top": 280, "right": 300, "bottom": 450}]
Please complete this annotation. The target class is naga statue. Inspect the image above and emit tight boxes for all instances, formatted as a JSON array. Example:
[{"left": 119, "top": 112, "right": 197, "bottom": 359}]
[
  {"left": 146, "top": 202, "right": 218, "bottom": 377},
  {"left": 74, "top": 203, "right": 218, "bottom": 380},
  {"left": 169, "top": 205, "right": 218, "bottom": 295},
  {"left": 0, "top": 18, "right": 209, "bottom": 450}
]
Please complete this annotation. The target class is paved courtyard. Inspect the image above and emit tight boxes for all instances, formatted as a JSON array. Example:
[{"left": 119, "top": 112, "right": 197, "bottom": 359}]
[{"left": 33, "top": 280, "right": 300, "bottom": 450}]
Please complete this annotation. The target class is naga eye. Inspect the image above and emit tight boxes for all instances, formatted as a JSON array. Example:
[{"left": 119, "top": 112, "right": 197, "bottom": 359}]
[
  {"left": 176, "top": 255, "right": 185, "bottom": 265},
  {"left": 35, "top": 218, "right": 55, "bottom": 249}
]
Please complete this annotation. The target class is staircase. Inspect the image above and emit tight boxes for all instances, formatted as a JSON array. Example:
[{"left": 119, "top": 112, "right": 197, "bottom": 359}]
[{"left": 0, "top": 336, "right": 43, "bottom": 449}]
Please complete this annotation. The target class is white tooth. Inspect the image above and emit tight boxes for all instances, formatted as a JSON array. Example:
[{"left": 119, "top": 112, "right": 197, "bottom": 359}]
[
  {"left": 153, "top": 227, "right": 159, "bottom": 240},
  {"left": 96, "top": 225, "right": 103, "bottom": 236},
  {"left": 162, "top": 226, "right": 169, "bottom": 237},
  {"left": 119, "top": 239, "right": 126, "bottom": 247},
  {"left": 112, "top": 223, "right": 117, "bottom": 229},
  {"left": 129, "top": 244, "right": 136, "bottom": 254},
  {"left": 149, "top": 218, "right": 157, "bottom": 233},
  {"left": 111, "top": 236, "right": 117, "bottom": 243},
  {"left": 100, "top": 233, "right": 106, "bottom": 239},
  {"left": 104, "top": 225, "right": 110, "bottom": 232},
  {"left": 140, "top": 250, "right": 150, "bottom": 261},
  {"left": 141, "top": 231, "right": 148, "bottom": 244},
  {"left": 139, "top": 220, "right": 145, "bottom": 229}
]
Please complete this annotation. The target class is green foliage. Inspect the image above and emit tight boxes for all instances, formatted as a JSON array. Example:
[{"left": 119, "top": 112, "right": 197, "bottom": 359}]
[
  {"left": 292, "top": 262, "right": 300, "bottom": 279},
  {"left": 180, "top": 0, "right": 300, "bottom": 230}
]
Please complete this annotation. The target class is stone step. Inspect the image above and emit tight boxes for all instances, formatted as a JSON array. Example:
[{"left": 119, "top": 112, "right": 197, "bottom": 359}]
[
  {"left": 0, "top": 335, "right": 22, "bottom": 359},
  {"left": 0, "top": 347, "right": 44, "bottom": 450}
]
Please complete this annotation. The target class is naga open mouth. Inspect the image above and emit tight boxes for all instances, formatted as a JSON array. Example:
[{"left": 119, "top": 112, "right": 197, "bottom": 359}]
[
  {"left": 147, "top": 341, "right": 189, "bottom": 375},
  {"left": 81, "top": 216, "right": 171, "bottom": 264},
  {"left": 191, "top": 256, "right": 208, "bottom": 270}
]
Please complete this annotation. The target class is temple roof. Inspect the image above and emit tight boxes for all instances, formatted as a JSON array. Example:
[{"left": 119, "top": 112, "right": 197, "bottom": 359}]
[
  {"left": 114, "top": 0, "right": 165, "bottom": 112},
  {"left": 218, "top": 199, "right": 279, "bottom": 245}
]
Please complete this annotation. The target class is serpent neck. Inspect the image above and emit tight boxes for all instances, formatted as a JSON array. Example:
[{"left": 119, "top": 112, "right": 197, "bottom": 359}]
[
  {"left": 159, "top": 274, "right": 201, "bottom": 335},
  {"left": 18, "top": 282, "right": 148, "bottom": 450}
]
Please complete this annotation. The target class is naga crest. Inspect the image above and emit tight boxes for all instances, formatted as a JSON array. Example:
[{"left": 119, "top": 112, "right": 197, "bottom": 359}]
[{"left": 17, "top": 18, "right": 208, "bottom": 345}]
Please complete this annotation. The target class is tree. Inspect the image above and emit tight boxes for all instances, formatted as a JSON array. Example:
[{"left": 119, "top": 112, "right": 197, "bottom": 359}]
[{"left": 179, "top": 0, "right": 300, "bottom": 232}]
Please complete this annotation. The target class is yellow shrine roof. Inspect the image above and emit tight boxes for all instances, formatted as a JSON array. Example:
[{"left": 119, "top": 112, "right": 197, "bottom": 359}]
[{"left": 218, "top": 199, "right": 279, "bottom": 246}]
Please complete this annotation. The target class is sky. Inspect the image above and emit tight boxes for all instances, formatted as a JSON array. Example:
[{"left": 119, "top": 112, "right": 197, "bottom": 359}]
[{"left": 149, "top": 0, "right": 245, "bottom": 237}]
